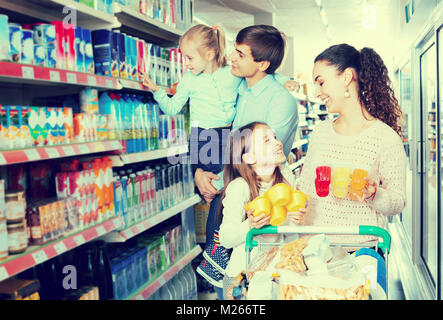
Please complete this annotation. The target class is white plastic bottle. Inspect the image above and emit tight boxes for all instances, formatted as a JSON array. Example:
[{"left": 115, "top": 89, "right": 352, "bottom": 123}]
[
  {"left": 171, "top": 274, "right": 184, "bottom": 300},
  {"left": 159, "top": 284, "right": 173, "bottom": 300},
  {"left": 184, "top": 265, "right": 198, "bottom": 300}
]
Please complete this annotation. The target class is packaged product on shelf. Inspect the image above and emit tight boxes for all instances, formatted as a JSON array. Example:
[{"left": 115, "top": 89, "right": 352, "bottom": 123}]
[
  {"left": 33, "top": 44, "right": 45, "bottom": 66},
  {"left": 5, "top": 106, "right": 19, "bottom": 149},
  {"left": 8, "top": 23, "right": 21, "bottom": 63},
  {"left": 75, "top": 27, "right": 85, "bottom": 73},
  {"left": 64, "top": 25, "right": 76, "bottom": 71},
  {"left": 21, "top": 29, "right": 34, "bottom": 65},
  {"left": 110, "top": 256, "right": 128, "bottom": 300},
  {"left": 0, "top": 278, "right": 40, "bottom": 300},
  {"left": 80, "top": 88, "right": 99, "bottom": 114},
  {"left": 50, "top": 21, "right": 65, "bottom": 69},
  {"left": 111, "top": 31, "right": 120, "bottom": 78},
  {"left": 33, "top": 23, "right": 55, "bottom": 46},
  {"left": 45, "top": 44, "right": 57, "bottom": 68},
  {"left": 120, "top": 175, "right": 129, "bottom": 227},
  {"left": 5, "top": 190, "right": 26, "bottom": 223},
  {"left": 83, "top": 29, "right": 94, "bottom": 74},
  {"left": 117, "top": 32, "right": 127, "bottom": 79},
  {"left": 91, "top": 29, "right": 113, "bottom": 77},
  {"left": 73, "top": 113, "right": 87, "bottom": 143},
  {"left": 0, "top": 14, "right": 10, "bottom": 61},
  {"left": 63, "top": 107, "right": 74, "bottom": 143},
  {"left": 0, "top": 216, "right": 8, "bottom": 261},
  {"left": 7, "top": 218, "right": 28, "bottom": 254}
]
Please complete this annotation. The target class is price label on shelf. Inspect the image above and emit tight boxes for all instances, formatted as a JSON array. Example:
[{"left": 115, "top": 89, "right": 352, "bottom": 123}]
[
  {"left": 78, "top": 144, "right": 90, "bottom": 154},
  {"left": 54, "top": 241, "right": 67, "bottom": 255},
  {"left": 32, "top": 250, "right": 48, "bottom": 265},
  {"left": 45, "top": 148, "right": 60, "bottom": 158},
  {"left": 50, "top": 70, "right": 60, "bottom": 82},
  {"left": 106, "top": 79, "right": 114, "bottom": 88},
  {"left": 21, "top": 66, "right": 35, "bottom": 79},
  {"left": 74, "top": 234, "right": 85, "bottom": 246},
  {"left": 66, "top": 73, "right": 77, "bottom": 83},
  {"left": 96, "top": 226, "right": 106, "bottom": 236},
  {"left": 0, "top": 266, "right": 8, "bottom": 281},
  {"left": 62, "top": 146, "right": 75, "bottom": 156},
  {"left": 24, "top": 149, "right": 40, "bottom": 161},
  {"left": 87, "top": 76, "right": 97, "bottom": 86}
]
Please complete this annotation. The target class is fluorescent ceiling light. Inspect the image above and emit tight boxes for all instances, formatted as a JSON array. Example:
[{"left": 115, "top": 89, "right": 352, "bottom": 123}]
[{"left": 315, "top": 0, "right": 322, "bottom": 7}]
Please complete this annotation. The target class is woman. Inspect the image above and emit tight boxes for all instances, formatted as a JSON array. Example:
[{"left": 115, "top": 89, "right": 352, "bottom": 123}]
[{"left": 297, "top": 43, "right": 407, "bottom": 248}]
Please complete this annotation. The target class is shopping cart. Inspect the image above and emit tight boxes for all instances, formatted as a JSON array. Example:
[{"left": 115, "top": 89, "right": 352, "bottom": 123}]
[{"left": 244, "top": 225, "right": 391, "bottom": 300}]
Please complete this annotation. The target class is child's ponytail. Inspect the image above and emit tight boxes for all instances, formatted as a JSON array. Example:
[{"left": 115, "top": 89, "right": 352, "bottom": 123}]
[
  {"left": 180, "top": 24, "right": 227, "bottom": 68},
  {"left": 212, "top": 24, "right": 227, "bottom": 67},
  {"left": 358, "top": 47, "right": 403, "bottom": 136}
]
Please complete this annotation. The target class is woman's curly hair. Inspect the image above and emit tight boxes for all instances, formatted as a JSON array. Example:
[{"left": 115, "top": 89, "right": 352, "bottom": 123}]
[{"left": 314, "top": 44, "right": 403, "bottom": 136}]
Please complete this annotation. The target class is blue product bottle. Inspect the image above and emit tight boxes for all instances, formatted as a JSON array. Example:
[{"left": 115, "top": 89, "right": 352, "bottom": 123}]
[
  {"left": 151, "top": 100, "right": 159, "bottom": 150},
  {"left": 128, "top": 94, "right": 138, "bottom": 153},
  {"left": 121, "top": 94, "right": 135, "bottom": 153},
  {"left": 143, "top": 100, "right": 152, "bottom": 151},
  {"left": 120, "top": 175, "right": 129, "bottom": 228},
  {"left": 135, "top": 95, "right": 147, "bottom": 152}
]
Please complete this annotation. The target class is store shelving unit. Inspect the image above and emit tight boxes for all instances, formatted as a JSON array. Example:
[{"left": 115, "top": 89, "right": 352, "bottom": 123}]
[
  {"left": 0, "top": 0, "right": 120, "bottom": 30},
  {"left": 127, "top": 245, "right": 201, "bottom": 300},
  {"left": 113, "top": 3, "right": 184, "bottom": 46},
  {"left": 0, "top": 216, "right": 123, "bottom": 282},
  {"left": 0, "top": 0, "right": 198, "bottom": 300},
  {"left": 109, "top": 144, "right": 189, "bottom": 167},
  {"left": 0, "top": 140, "right": 121, "bottom": 165},
  {"left": 0, "top": 62, "right": 122, "bottom": 91},
  {"left": 289, "top": 90, "right": 329, "bottom": 175},
  {"left": 102, "top": 194, "right": 201, "bottom": 242}
]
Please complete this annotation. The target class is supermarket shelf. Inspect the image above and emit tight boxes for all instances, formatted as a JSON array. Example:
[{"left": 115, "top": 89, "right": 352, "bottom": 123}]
[
  {"left": 0, "top": 0, "right": 120, "bottom": 30},
  {"left": 0, "top": 216, "right": 124, "bottom": 282},
  {"left": 0, "top": 62, "right": 122, "bottom": 90},
  {"left": 110, "top": 144, "right": 188, "bottom": 167},
  {"left": 0, "top": 140, "right": 122, "bottom": 166},
  {"left": 128, "top": 245, "right": 202, "bottom": 300},
  {"left": 102, "top": 194, "right": 201, "bottom": 243},
  {"left": 292, "top": 138, "right": 308, "bottom": 149},
  {"left": 113, "top": 4, "right": 184, "bottom": 45},
  {"left": 119, "top": 78, "right": 172, "bottom": 95}
]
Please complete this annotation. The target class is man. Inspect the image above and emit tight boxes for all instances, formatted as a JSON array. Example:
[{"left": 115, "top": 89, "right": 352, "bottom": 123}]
[
  {"left": 195, "top": 25, "right": 299, "bottom": 203},
  {"left": 195, "top": 25, "right": 299, "bottom": 297}
]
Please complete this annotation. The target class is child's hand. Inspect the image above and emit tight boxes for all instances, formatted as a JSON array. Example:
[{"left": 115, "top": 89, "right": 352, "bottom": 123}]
[
  {"left": 283, "top": 80, "right": 300, "bottom": 92},
  {"left": 140, "top": 71, "right": 160, "bottom": 92},
  {"left": 247, "top": 210, "right": 270, "bottom": 229},
  {"left": 287, "top": 207, "right": 307, "bottom": 225}
]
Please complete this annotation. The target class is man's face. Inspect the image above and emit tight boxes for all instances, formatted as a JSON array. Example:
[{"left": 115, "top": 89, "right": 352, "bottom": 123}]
[{"left": 229, "top": 42, "right": 261, "bottom": 78}]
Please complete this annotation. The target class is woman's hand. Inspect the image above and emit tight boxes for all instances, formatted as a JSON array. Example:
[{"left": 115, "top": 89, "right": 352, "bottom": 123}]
[
  {"left": 194, "top": 168, "right": 221, "bottom": 203},
  {"left": 140, "top": 71, "right": 160, "bottom": 92},
  {"left": 353, "top": 177, "right": 377, "bottom": 203},
  {"left": 287, "top": 207, "right": 307, "bottom": 225},
  {"left": 283, "top": 80, "right": 300, "bottom": 92},
  {"left": 247, "top": 210, "right": 270, "bottom": 229}
]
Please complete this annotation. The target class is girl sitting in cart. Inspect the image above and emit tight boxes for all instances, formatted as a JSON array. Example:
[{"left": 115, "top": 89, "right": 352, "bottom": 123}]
[{"left": 217, "top": 121, "right": 306, "bottom": 299}]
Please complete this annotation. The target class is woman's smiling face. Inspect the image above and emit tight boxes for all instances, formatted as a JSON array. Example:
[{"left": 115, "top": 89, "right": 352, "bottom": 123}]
[{"left": 312, "top": 60, "right": 347, "bottom": 114}]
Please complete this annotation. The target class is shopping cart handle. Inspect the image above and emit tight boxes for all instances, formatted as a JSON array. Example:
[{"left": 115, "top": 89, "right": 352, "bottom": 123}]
[
  {"left": 245, "top": 225, "right": 391, "bottom": 253},
  {"left": 359, "top": 225, "right": 391, "bottom": 254},
  {"left": 245, "top": 226, "right": 278, "bottom": 252}
]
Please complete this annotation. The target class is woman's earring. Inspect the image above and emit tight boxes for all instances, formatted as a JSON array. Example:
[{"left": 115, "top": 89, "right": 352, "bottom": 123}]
[{"left": 344, "top": 89, "right": 350, "bottom": 98}]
